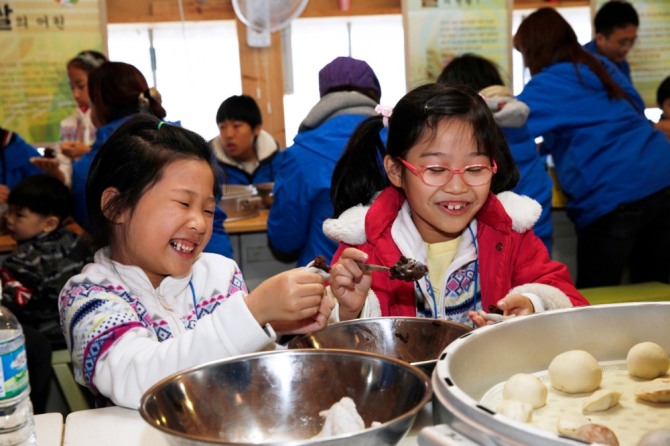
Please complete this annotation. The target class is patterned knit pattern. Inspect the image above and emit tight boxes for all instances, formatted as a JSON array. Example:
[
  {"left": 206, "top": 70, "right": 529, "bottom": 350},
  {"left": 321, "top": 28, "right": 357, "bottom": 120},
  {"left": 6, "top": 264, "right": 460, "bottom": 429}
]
[
  {"left": 59, "top": 268, "right": 247, "bottom": 387},
  {"left": 416, "top": 261, "right": 481, "bottom": 327}
]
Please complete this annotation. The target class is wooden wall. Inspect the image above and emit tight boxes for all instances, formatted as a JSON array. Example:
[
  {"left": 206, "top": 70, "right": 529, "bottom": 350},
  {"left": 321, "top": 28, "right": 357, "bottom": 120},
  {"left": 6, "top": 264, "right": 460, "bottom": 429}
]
[{"left": 104, "top": 0, "right": 588, "bottom": 146}]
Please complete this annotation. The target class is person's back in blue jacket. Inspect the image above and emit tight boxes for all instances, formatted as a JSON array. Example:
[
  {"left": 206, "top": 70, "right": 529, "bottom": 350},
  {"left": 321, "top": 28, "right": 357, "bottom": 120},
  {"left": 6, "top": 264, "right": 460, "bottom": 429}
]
[
  {"left": 268, "top": 56, "right": 383, "bottom": 266},
  {"left": 514, "top": 8, "right": 670, "bottom": 288},
  {"left": 0, "top": 129, "right": 42, "bottom": 190}
]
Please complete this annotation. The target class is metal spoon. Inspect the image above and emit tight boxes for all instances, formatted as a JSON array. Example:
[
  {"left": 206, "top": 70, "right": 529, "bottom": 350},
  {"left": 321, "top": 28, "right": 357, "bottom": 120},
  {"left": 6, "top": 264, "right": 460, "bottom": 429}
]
[{"left": 355, "top": 261, "right": 391, "bottom": 273}]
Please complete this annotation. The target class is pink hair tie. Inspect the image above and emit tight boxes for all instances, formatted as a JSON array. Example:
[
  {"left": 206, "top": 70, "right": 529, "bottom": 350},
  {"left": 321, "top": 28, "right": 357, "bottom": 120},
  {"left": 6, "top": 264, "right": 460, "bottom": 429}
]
[{"left": 375, "top": 104, "right": 393, "bottom": 128}]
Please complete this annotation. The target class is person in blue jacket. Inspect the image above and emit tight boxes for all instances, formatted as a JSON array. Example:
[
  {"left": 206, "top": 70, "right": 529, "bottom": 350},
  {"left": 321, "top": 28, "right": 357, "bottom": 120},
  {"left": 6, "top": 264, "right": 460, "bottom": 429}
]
[
  {"left": 514, "top": 8, "right": 670, "bottom": 288},
  {"left": 32, "top": 62, "right": 233, "bottom": 257},
  {"left": 267, "top": 56, "right": 383, "bottom": 266},
  {"left": 437, "top": 54, "right": 554, "bottom": 254},
  {"left": 0, "top": 128, "right": 42, "bottom": 204},
  {"left": 583, "top": 0, "right": 638, "bottom": 82},
  {"left": 210, "top": 95, "right": 282, "bottom": 185}
]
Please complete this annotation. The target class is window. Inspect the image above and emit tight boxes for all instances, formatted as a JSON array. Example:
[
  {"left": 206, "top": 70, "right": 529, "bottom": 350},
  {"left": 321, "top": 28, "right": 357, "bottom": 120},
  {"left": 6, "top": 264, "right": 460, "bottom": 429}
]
[
  {"left": 108, "top": 15, "right": 406, "bottom": 144},
  {"left": 284, "top": 14, "right": 406, "bottom": 143},
  {"left": 108, "top": 21, "right": 241, "bottom": 140}
]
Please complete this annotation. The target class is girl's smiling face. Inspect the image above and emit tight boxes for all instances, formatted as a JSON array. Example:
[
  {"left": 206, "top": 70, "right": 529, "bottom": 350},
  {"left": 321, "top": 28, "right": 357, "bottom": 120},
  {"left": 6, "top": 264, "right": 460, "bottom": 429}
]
[
  {"left": 109, "top": 159, "right": 216, "bottom": 287},
  {"left": 385, "top": 118, "right": 493, "bottom": 244}
]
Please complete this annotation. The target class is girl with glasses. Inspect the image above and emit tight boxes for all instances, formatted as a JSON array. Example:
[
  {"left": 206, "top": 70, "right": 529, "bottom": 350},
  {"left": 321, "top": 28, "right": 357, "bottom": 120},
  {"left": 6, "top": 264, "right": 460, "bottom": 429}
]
[{"left": 324, "top": 83, "right": 587, "bottom": 328}]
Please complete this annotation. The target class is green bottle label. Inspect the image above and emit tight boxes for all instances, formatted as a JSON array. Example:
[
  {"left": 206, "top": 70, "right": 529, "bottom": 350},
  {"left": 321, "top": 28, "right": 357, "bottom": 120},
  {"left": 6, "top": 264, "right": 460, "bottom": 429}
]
[{"left": 0, "top": 342, "right": 30, "bottom": 400}]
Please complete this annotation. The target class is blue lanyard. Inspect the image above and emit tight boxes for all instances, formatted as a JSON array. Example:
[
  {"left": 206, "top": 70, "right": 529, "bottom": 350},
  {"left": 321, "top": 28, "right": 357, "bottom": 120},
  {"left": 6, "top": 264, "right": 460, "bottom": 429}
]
[
  {"left": 424, "top": 273, "right": 439, "bottom": 319},
  {"left": 468, "top": 225, "right": 479, "bottom": 313},
  {"left": 189, "top": 280, "right": 199, "bottom": 320}
]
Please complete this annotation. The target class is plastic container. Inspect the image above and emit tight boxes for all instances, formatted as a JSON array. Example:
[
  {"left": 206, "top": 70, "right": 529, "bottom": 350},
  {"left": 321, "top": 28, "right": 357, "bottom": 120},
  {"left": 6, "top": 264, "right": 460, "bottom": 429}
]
[{"left": 0, "top": 302, "right": 35, "bottom": 446}]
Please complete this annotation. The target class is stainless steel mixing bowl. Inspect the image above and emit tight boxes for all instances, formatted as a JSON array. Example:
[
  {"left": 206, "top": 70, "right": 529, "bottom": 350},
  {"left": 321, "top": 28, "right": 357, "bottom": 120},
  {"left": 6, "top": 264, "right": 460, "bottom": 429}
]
[
  {"left": 431, "top": 302, "right": 670, "bottom": 446},
  {"left": 287, "top": 317, "right": 472, "bottom": 375},
  {"left": 140, "top": 349, "right": 432, "bottom": 445}
]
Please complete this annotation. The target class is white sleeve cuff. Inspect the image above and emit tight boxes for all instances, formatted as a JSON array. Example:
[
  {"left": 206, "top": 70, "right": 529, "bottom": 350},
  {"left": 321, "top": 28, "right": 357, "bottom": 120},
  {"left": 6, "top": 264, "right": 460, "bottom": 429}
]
[{"left": 523, "top": 293, "right": 545, "bottom": 313}]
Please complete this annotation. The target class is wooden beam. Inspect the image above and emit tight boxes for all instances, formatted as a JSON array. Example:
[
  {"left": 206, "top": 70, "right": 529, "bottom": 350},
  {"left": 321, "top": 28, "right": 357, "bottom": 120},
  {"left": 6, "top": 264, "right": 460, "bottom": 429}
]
[
  {"left": 106, "top": 0, "right": 401, "bottom": 24},
  {"left": 106, "top": 0, "right": 588, "bottom": 24},
  {"left": 236, "top": 19, "right": 287, "bottom": 148}
]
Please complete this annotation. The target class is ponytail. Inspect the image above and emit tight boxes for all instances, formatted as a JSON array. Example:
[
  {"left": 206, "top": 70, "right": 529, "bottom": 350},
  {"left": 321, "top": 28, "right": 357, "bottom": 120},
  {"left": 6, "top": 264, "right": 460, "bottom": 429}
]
[{"left": 331, "top": 115, "right": 388, "bottom": 217}]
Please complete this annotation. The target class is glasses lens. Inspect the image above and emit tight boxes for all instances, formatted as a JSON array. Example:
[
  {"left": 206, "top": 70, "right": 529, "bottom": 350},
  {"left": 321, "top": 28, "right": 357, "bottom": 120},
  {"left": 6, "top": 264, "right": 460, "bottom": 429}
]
[
  {"left": 422, "top": 167, "right": 452, "bottom": 186},
  {"left": 422, "top": 165, "right": 493, "bottom": 187},
  {"left": 463, "top": 166, "right": 493, "bottom": 186}
]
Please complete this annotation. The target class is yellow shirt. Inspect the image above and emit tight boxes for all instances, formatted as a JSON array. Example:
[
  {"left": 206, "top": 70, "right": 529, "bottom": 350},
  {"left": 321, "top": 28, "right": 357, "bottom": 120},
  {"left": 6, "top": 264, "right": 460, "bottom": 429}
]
[{"left": 426, "top": 236, "right": 461, "bottom": 298}]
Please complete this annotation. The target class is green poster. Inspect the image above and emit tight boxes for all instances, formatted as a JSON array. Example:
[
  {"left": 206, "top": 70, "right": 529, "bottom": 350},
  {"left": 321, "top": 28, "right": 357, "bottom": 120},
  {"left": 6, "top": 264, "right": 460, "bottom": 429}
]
[
  {"left": 403, "top": 0, "right": 512, "bottom": 90},
  {"left": 0, "top": 0, "right": 105, "bottom": 144}
]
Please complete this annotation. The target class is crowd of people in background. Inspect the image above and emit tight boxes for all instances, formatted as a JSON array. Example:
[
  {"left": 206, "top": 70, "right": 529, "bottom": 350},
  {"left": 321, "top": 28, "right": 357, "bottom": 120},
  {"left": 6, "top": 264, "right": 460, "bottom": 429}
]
[{"left": 1, "top": 0, "right": 669, "bottom": 413}]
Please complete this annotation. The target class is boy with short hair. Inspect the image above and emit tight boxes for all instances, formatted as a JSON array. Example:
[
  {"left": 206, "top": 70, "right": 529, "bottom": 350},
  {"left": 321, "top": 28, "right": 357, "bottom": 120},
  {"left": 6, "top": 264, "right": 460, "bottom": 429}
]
[
  {"left": 1, "top": 174, "right": 93, "bottom": 349},
  {"left": 210, "top": 94, "right": 282, "bottom": 185}
]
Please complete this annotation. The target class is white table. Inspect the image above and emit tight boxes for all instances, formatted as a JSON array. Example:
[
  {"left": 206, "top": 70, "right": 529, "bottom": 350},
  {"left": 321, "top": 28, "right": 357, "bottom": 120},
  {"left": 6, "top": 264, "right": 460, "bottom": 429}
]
[
  {"left": 63, "top": 407, "right": 169, "bottom": 445},
  {"left": 34, "top": 412, "right": 63, "bottom": 446},
  {"left": 62, "top": 404, "right": 432, "bottom": 445}
]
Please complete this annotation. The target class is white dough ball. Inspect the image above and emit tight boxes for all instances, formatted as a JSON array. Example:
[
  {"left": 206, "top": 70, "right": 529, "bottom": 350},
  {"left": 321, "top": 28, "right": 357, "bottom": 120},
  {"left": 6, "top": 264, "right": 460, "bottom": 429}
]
[
  {"left": 548, "top": 350, "right": 602, "bottom": 394},
  {"left": 627, "top": 342, "right": 670, "bottom": 379},
  {"left": 637, "top": 429, "right": 670, "bottom": 446},
  {"left": 502, "top": 373, "right": 547, "bottom": 409},
  {"left": 497, "top": 399, "right": 533, "bottom": 423}
]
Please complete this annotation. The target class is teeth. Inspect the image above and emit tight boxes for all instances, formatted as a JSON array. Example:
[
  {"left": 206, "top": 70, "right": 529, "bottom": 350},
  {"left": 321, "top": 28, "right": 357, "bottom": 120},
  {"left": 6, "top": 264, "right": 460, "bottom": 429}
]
[
  {"left": 171, "top": 241, "right": 195, "bottom": 253},
  {"left": 446, "top": 204, "right": 466, "bottom": 210}
]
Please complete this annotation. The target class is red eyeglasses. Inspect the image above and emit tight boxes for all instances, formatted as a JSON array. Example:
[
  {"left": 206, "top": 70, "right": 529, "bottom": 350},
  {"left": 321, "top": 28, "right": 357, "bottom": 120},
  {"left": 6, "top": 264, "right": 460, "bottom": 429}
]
[{"left": 398, "top": 158, "right": 497, "bottom": 187}]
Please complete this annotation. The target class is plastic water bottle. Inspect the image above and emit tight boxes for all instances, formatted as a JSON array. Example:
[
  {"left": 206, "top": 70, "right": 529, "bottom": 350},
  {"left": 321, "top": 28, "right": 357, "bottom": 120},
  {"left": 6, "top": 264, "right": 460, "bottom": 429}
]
[{"left": 0, "top": 300, "right": 35, "bottom": 446}]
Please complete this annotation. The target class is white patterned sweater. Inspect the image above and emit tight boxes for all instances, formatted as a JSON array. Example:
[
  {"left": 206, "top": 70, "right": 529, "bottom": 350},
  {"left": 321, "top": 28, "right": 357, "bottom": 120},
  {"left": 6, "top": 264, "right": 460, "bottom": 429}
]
[{"left": 58, "top": 248, "right": 277, "bottom": 409}]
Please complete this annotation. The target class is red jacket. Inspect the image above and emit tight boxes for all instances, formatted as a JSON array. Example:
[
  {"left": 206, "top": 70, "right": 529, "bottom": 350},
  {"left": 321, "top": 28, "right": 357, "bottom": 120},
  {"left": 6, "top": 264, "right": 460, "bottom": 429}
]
[{"left": 330, "top": 187, "right": 588, "bottom": 317}]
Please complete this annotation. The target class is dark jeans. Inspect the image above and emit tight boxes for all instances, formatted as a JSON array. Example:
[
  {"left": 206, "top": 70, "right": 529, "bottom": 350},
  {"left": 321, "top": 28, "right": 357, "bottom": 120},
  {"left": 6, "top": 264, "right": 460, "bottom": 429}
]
[{"left": 576, "top": 186, "right": 670, "bottom": 288}]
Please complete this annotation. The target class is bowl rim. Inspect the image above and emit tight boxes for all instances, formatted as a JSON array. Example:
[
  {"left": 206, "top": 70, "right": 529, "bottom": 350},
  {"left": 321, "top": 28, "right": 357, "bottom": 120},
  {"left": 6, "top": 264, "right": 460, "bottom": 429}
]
[
  {"left": 139, "top": 348, "right": 433, "bottom": 445},
  {"left": 286, "top": 316, "right": 473, "bottom": 365}
]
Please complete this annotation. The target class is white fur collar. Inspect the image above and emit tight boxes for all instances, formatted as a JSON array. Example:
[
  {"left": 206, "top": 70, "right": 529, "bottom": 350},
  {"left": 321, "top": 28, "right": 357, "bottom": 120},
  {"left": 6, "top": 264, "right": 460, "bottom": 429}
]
[{"left": 323, "top": 191, "right": 542, "bottom": 245}]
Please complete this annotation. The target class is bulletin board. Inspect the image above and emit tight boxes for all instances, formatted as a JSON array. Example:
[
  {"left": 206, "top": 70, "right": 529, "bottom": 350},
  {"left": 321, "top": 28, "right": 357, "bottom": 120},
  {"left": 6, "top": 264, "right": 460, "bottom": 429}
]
[
  {"left": 402, "top": 0, "right": 512, "bottom": 91},
  {"left": 592, "top": 0, "right": 670, "bottom": 108},
  {"left": 0, "top": 0, "right": 106, "bottom": 145}
]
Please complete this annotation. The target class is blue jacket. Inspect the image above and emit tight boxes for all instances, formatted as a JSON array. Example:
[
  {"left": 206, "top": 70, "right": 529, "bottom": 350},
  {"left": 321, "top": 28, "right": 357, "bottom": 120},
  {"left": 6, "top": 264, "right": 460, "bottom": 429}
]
[
  {"left": 71, "top": 115, "right": 232, "bottom": 257},
  {"left": 71, "top": 117, "right": 127, "bottom": 228},
  {"left": 268, "top": 92, "right": 381, "bottom": 266},
  {"left": 518, "top": 59, "right": 670, "bottom": 229},
  {"left": 481, "top": 93, "right": 553, "bottom": 253},
  {"left": 1, "top": 132, "right": 42, "bottom": 188},
  {"left": 268, "top": 113, "right": 372, "bottom": 266},
  {"left": 584, "top": 40, "right": 631, "bottom": 81},
  {"left": 504, "top": 126, "right": 553, "bottom": 253},
  {"left": 211, "top": 130, "right": 283, "bottom": 185},
  {"left": 216, "top": 154, "right": 282, "bottom": 185}
]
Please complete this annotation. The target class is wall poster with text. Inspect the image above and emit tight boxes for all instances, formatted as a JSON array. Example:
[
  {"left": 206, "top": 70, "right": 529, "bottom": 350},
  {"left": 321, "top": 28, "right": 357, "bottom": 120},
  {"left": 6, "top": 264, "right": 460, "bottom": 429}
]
[
  {"left": 402, "top": 0, "right": 512, "bottom": 91},
  {"left": 0, "top": 0, "right": 106, "bottom": 144},
  {"left": 592, "top": 0, "right": 670, "bottom": 108}
]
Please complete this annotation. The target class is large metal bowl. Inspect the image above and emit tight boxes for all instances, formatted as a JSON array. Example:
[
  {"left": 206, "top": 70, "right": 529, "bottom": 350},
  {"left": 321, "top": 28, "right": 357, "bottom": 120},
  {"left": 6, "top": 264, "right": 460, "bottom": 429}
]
[
  {"left": 287, "top": 317, "right": 471, "bottom": 375},
  {"left": 430, "top": 302, "right": 670, "bottom": 445},
  {"left": 140, "top": 349, "right": 432, "bottom": 445}
]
